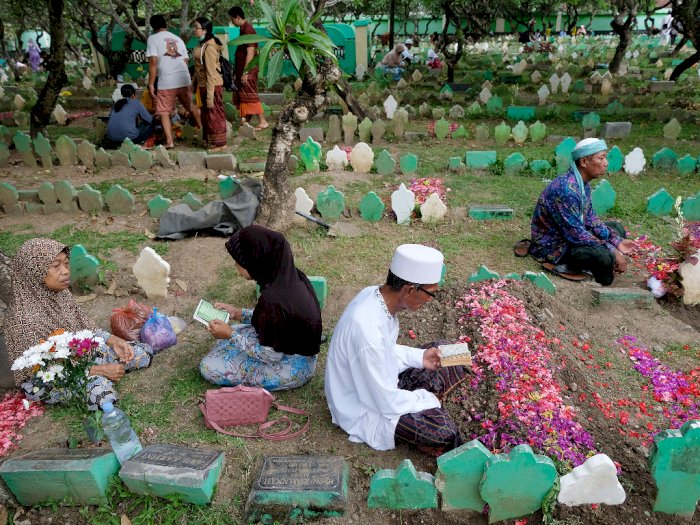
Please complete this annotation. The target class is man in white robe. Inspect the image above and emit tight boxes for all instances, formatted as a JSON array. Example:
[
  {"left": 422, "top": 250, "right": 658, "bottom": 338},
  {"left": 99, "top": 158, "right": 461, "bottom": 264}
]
[{"left": 325, "top": 244, "right": 468, "bottom": 455}]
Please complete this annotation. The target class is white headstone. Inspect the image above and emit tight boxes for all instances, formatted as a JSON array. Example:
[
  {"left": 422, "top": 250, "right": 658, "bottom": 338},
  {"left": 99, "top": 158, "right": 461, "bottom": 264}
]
[
  {"left": 549, "top": 73, "right": 560, "bottom": 94},
  {"left": 82, "top": 76, "right": 92, "bottom": 91},
  {"left": 481, "top": 80, "right": 493, "bottom": 91},
  {"left": 14, "top": 94, "right": 26, "bottom": 111},
  {"left": 679, "top": 250, "right": 700, "bottom": 305},
  {"left": 420, "top": 193, "right": 447, "bottom": 224},
  {"left": 349, "top": 142, "right": 374, "bottom": 173},
  {"left": 663, "top": 68, "right": 673, "bottom": 81},
  {"left": 411, "top": 69, "right": 423, "bottom": 83},
  {"left": 132, "top": 247, "right": 170, "bottom": 298},
  {"left": 590, "top": 71, "right": 601, "bottom": 84},
  {"left": 558, "top": 455, "right": 626, "bottom": 506},
  {"left": 355, "top": 63, "right": 366, "bottom": 81},
  {"left": 479, "top": 88, "right": 492, "bottom": 104},
  {"left": 325, "top": 145, "right": 348, "bottom": 170},
  {"left": 560, "top": 72, "right": 572, "bottom": 93},
  {"left": 633, "top": 50, "right": 640, "bottom": 58},
  {"left": 601, "top": 78, "right": 613, "bottom": 96},
  {"left": 0, "top": 71, "right": 7, "bottom": 84},
  {"left": 571, "top": 51, "right": 578, "bottom": 60},
  {"left": 512, "top": 59, "right": 528, "bottom": 75},
  {"left": 624, "top": 147, "right": 646, "bottom": 175},
  {"left": 52, "top": 104, "right": 68, "bottom": 125},
  {"left": 383, "top": 95, "right": 398, "bottom": 120},
  {"left": 537, "top": 85, "right": 550, "bottom": 106},
  {"left": 391, "top": 183, "right": 416, "bottom": 226},
  {"left": 294, "top": 187, "right": 314, "bottom": 216},
  {"left": 530, "top": 70, "right": 542, "bottom": 84}
]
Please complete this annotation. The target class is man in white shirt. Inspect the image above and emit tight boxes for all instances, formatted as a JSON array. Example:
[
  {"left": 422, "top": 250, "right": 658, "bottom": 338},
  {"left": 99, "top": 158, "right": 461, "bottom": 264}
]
[
  {"left": 146, "top": 14, "right": 202, "bottom": 148},
  {"left": 400, "top": 38, "right": 415, "bottom": 62},
  {"left": 325, "top": 244, "right": 468, "bottom": 456}
]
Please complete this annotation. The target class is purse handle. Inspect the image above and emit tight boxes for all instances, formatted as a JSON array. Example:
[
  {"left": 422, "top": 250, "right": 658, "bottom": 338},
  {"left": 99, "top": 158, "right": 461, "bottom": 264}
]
[{"left": 199, "top": 400, "right": 310, "bottom": 441}]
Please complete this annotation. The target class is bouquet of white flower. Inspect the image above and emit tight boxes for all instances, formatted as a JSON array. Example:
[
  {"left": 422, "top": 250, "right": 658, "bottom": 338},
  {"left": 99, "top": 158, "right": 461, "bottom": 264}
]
[{"left": 12, "top": 329, "right": 104, "bottom": 408}]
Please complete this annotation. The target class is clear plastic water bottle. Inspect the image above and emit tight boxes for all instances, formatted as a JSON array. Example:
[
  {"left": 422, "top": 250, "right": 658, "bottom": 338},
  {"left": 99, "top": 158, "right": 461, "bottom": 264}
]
[{"left": 101, "top": 401, "right": 143, "bottom": 465}]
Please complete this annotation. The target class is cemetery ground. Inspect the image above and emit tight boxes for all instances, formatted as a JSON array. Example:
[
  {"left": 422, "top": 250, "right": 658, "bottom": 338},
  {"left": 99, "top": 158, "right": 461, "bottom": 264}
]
[{"left": 1, "top": 98, "right": 700, "bottom": 524}]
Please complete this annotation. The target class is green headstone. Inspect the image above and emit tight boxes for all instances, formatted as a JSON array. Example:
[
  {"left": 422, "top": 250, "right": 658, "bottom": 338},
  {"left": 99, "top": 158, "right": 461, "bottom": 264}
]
[
  {"left": 523, "top": 271, "right": 556, "bottom": 295},
  {"left": 77, "top": 140, "right": 96, "bottom": 169},
  {"left": 511, "top": 121, "right": 528, "bottom": 145},
  {"left": 530, "top": 159, "right": 552, "bottom": 174},
  {"left": 308, "top": 276, "right": 328, "bottom": 310},
  {"left": 316, "top": 185, "right": 345, "bottom": 222},
  {"left": 359, "top": 191, "right": 385, "bottom": 222},
  {"left": 0, "top": 181, "right": 19, "bottom": 206},
  {"left": 110, "top": 150, "right": 131, "bottom": 168},
  {"left": 69, "top": 244, "right": 100, "bottom": 288},
  {"left": 399, "top": 154, "right": 418, "bottom": 175},
  {"left": 374, "top": 150, "right": 396, "bottom": 175},
  {"left": 368, "top": 459, "right": 437, "bottom": 510},
  {"left": 32, "top": 132, "right": 53, "bottom": 168},
  {"left": 0, "top": 448, "right": 119, "bottom": 506},
  {"left": 646, "top": 188, "right": 675, "bottom": 216},
  {"left": 0, "top": 143, "right": 9, "bottom": 167},
  {"left": 504, "top": 153, "right": 528, "bottom": 174},
  {"left": 469, "top": 205, "right": 514, "bottom": 220},
  {"left": 55, "top": 135, "right": 78, "bottom": 166},
  {"left": 650, "top": 420, "right": 700, "bottom": 517},
  {"left": 358, "top": 118, "right": 372, "bottom": 143},
  {"left": 224, "top": 102, "right": 237, "bottom": 122},
  {"left": 479, "top": 445, "right": 557, "bottom": 524},
  {"left": 451, "top": 125, "right": 468, "bottom": 139},
  {"left": 494, "top": 122, "right": 511, "bottom": 145},
  {"left": 592, "top": 287, "right": 654, "bottom": 304},
  {"left": 465, "top": 151, "right": 497, "bottom": 169},
  {"left": 504, "top": 272, "right": 522, "bottom": 280},
  {"left": 147, "top": 195, "right": 173, "bottom": 219},
  {"left": 677, "top": 155, "right": 697, "bottom": 175},
  {"left": 681, "top": 194, "right": 700, "bottom": 221},
  {"left": 582, "top": 112, "right": 601, "bottom": 131},
  {"left": 652, "top": 147, "right": 678, "bottom": 170},
  {"left": 13, "top": 131, "right": 37, "bottom": 167},
  {"left": 434, "top": 117, "right": 450, "bottom": 140},
  {"left": 371, "top": 119, "right": 385, "bottom": 144},
  {"left": 607, "top": 99, "right": 624, "bottom": 115},
  {"left": 119, "top": 444, "right": 224, "bottom": 505},
  {"left": 528, "top": 121, "right": 546, "bottom": 143},
  {"left": 37, "top": 182, "right": 57, "bottom": 205},
  {"left": 475, "top": 123, "right": 490, "bottom": 141},
  {"left": 506, "top": 106, "right": 536, "bottom": 121},
  {"left": 300, "top": 136, "right": 321, "bottom": 172},
  {"left": 572, "top": 79, "right": 586, "bottom": 93},
  {"left": 555, "top": 137, "right": 577, "bottom": 159},
  {"left": 435, "top": 440, "right": 494, "bottom": 511},
  {"left": 486, "top": 95, "right": 503, "bottom": 115},
  {"left": 131, "top": 148, "right": 153, "bottom": 171},
  {"left": 77, "top": 184, "right": 103, "bottom": 213},
  {"left": 555, "top": 153, "right": 571, "bottom": 173},
  {"left": 606, "top": 146, "right": 624, "bottom": 173},
  {"left": 663, "top": 118, "right": 681, "bottom": 140},
  {"left": 467, "top": 101, "right": 482, "bottom": 117},
  {"left": 591, "top": 179, "right": 616, "bottom": 215},
  {"left": 219, "top": 176, "right": 239, "bottom": 199},
  {"left": 449, "top": 157, "right": 466, "bottom": 172},
  {"left": 55, "top": 180, "right": 77, "bottom": 203},
  {"left": 431, "top": 108, "right": 445, "bottom": 120},
  {"left": 182, "top": 192, "right": 204, "bottom": 211},
  {"left": 468, "top": 265, "right": 500, "bottom": 282},
  {"left": 104, "top": 184, "right": 135, "bottom": 214},
  {"left": 94, "top": 147, "right": 111, "bottom": 168}
]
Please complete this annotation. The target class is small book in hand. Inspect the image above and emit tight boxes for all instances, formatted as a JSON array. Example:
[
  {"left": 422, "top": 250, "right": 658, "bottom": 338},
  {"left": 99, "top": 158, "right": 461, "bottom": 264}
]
[
  {"left": 193, "top": 300, "right": 230, "bottom": 326},
  {"left": 438, "top": 342, "right": 472, "bottom": 367}
]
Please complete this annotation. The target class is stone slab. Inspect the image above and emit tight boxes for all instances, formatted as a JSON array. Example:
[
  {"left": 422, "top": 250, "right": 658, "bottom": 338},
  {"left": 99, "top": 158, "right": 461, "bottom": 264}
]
[
  {"left": 177, "top": 151, "right": 207, "bottom": 169},
  {"left": 602, "top": 122, "right": 632, "bottom": 139},
  {"left": 246, "top": 456, "right": 348, "bottom": 523},
  {"left": 205, "top": 153, "right": 237, "bottom": 171},
  {"left": 119, "top": 444, "right": 224, "bottom": 505},
  {"left": 468, "top": 205, "right": 514, "bottom": 220},
  {"left": 649, "top": 81, "right": 675, "bottom": 93},
  {"left": 592, "top": 287, "right": 654, "bottom": 304},
  {"left": 0, "top": 448, "right": 119, "bottom": 506},
  {"left": 465, "top": 151, "right": 497, "bottom": 170},
  {"left": 239, "top": 161, "right": 266, "bottom": 173}
]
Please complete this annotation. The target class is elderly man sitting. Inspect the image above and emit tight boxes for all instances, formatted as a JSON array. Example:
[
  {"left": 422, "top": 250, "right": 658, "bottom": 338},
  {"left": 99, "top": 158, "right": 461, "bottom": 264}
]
[
  {"left": 529, "top": 138, "right": 637, "bottom": 285},
  {"left": 325, "top": 244, "right": 469, "bottom": 456}
]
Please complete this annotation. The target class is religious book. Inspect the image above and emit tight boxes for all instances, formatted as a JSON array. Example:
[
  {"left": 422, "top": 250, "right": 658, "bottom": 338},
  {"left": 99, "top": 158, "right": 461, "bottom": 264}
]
[
  {"left": 193, "top": 300, "right": 230, "bottom": 326},
  {"left": 438, "top": 342, "right": 472, "bottom": 367}
]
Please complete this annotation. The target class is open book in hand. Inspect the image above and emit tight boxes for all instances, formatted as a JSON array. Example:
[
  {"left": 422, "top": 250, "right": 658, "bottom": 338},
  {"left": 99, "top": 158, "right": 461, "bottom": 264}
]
[
  {"left": 438, "top": 342, "right": 472, "bottom": 367},
  {"left": 193, "top": 300, "right": 230, "bottom": 326}
]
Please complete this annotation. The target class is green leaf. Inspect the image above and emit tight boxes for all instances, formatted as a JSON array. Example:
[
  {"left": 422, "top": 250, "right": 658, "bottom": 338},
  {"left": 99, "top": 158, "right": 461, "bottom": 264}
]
[
  {"left": 259, "top": 0, "right": 277, "bottom": 27},
  {"left": 230, "top": 34, "right": 271, "bottom": 45},
  {"left": 301, "top": 50, "right": 318, "bottom": 78},
  {"left": 266, "top": 49, "right": 285, "bottom": 88},
  {"left": 287, "top": 42, "right": 303, "bottom": 72},
  {"left": 258, "top": 40, "right": 275, "bottom": 75}
]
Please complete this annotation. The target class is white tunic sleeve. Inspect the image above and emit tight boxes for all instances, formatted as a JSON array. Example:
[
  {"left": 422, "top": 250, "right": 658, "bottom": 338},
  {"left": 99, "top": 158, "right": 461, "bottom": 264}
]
[{"left": 394, "top": 344, "right": 425, "bottom": 371}]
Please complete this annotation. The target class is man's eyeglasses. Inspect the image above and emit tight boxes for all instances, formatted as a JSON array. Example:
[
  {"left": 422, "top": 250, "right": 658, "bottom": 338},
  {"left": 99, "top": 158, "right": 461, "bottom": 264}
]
[{"left": 416, "top": 286, "right": 437, "bottom": 299}]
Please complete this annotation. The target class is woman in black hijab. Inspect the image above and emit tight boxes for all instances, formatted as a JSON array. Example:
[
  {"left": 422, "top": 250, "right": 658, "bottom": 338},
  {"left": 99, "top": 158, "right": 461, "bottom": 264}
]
[{"left": 200, "top": 225, "right": 322, "bottom": 390}]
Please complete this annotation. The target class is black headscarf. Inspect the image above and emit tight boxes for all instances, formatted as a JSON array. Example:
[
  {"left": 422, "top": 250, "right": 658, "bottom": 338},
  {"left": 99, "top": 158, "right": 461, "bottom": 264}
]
[{"left": 225, "top": 225, "right": 322, "bottom": 356}]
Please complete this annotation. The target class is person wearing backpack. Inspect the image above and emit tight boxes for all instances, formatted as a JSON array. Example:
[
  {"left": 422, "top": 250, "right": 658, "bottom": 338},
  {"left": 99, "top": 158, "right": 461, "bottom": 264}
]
[{"left": 193, "top": 17, "right": 227, "bottom": 151}]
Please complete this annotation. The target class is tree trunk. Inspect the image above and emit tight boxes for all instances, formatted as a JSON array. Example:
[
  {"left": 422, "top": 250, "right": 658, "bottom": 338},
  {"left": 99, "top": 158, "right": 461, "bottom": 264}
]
[
  {"left": 609, "top": 9, "right": 636, "bottom": 74},
  {"left": 256, "top": 61, "right": 342, "bottom": 230},
  {"left": 0, "top": 250, "right": 10, "bottom": 306},
  {"left": 609, "top": 28, "right": 631, "bottom": 73},
  {"left": 670, "top": 50, "right": 700, "bottom": 81},
  {"left": 0, "top": 19, "right": 5, "bottom": 56},
  {"left": 30, "top": 0, "right": 67, "bottom": 137},
  {"left": 389, "top": 0, "right": 395, "bottom": 49}
]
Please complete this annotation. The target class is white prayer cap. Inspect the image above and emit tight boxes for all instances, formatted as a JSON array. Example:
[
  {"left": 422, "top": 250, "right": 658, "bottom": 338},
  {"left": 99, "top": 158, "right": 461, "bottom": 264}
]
[
  {"left": 390, "top": 244, "right": 444, "bottom": 284},
  {"left": 572, "top": 138, "right": 607, "bottom": 160},
  {"left": 404, "top": 38, "right": 413, "bottom": 46}
]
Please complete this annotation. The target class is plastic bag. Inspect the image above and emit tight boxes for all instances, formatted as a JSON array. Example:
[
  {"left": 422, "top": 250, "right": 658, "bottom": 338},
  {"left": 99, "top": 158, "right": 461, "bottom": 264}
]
[
  {"left": 110, "top": 299, "right": 152, "bottom": 341},
  {"left": 167, "top": 316, "right": 187, "bottom": 335},
  {"left": 140, "top": 307, "right": 177, "bottom": 354}
]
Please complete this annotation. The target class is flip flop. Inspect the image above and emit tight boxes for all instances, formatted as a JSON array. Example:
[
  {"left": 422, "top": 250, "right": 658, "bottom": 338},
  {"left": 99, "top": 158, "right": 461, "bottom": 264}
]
[
  {"left": 513, "top": 239, "right": 531, "bottom": 257},
  {"left": 542, "top": 262, "right": 589, "bottom": 282}
]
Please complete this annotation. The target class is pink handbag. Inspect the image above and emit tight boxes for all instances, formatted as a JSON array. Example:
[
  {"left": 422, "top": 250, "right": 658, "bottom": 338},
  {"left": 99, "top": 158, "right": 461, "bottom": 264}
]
[{"left": 198, "top": 385, "right": 309, "bottom": 441}]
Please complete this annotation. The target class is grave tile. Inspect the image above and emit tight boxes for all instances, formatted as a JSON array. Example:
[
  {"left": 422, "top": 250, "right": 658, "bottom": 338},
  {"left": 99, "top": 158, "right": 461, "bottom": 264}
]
[
  {"left": 512, "top": 121, "right": 528, "bottom": 145},
  {"left": 529, "top": 121, "right": 547, "bottom": 143},
  {"left": 391, "top": 183, "right": 415, "bottom": 225},
  {"left": 624, "top": 147, "right": 646, "bottom": 175},
  {"left": 77, "top": 141, "right": 96, "bottom": 169},
  {"left": 38, "top": 182, "right": 57, "bottom": 205},
  {"left": 104, "top": 184, "right": 135, "bottom": 215},
  {"left": 326, "top": 115, "right": 342, "bottom": 144},
  {"left": 0, "top": 143, "right": 10, "bottom": 167},
  {"left": 649, "top": 80, "right": 675, "bottom": 93},
  {"left": 434, "top": 117, "right": 450, "bottom": 140},
  {"left": 474, "top": 124, "right": 490, "bottom": 141},
  {"left": 177, "top": 151, "right": 207, "bottom": 169},
  {"left": 606, "top": 146, "right": 624, "bottom": 173},
  {"left": 218, "top": 176, "right": 239, "bottom": 199},
  {"left": 435, "top": 439, "right": 494, "bottom": 511},
  {"left": 651, "top": 147, "right": 678, "bottom": 170},
  {"left": 70, "top": 244, "right": 100, "bottom": 288},
  {"left": 119, "top": 444, "right": 224, "bottom": 505},
  {"left": 119, "top": 138, "right": 137, "bottom": 157},
  {"left": 420, "top": 193, "right": 447, "bottom": 224},
  {"left": 606, "top": 100, "right": 625, "bottom": 116},
  {"left": 591, "top": 179, "right": 616, "bottom": 215},
  {"left": 131, "top": 148, "right": 153, "bottom": 171},
  {"left": 41, "top": 203, "right": 61, "bottom": 215},
  {"left": 555, "top": 137, "right": 577, "bottom": 159},
  {"left": 147, "top": 195, "right": 173, "bottom": 219},
  {"left": 677, "top": 155, "right": 697, "bottom": 175},
  {"left": 504, "top": 272, "right": 522, "bottom": 280},
  {"left": 530, "top": 159, "right": 552, "bottom": 174},
  {"left": 32, "top": 132, "right": 53, "bottom": 168},
  {"left": 246, "top": 456, "right": 348, "bottom": 522},
  {"left": 77, "top": 184, "right": 104, "bottom": 213},
  {"left": 110, "top": 150, "right": 131, "bottom": 168},
  {"left": 449, "top": 104, "right": 464, "bottom": 119},
  {"left": 55, "top": 180, "right": 77, "bottom": 204},
  {"left": 392, "top": 108, "right": 409, "bottom": 139},
  {"left": 368, "top": 459, "right": 437, "bottom": 510},
  {"left": 133, "top": 247, "right": 170, "bottom": 298},
  {"left": 383, "top": 95, "right": 398, "bottom": 119},
  {"left": 468, "top": 266, "right": 500, "bottom": 283},
  {"left": 681, "top": 194, "right": 700, "bottom": 221},
  {"left": 451, "top": 125, "right": 468, "bottom": 139},
  {"left": 2, "top": 202, "right": 24, "bottom": 214},
  {"left": 504, "top": 153, "right": 528, "bottom": 174},
  {"left": 238, "top": 161, "right": 266, "bottom": 173},
  {"left": 300, "top": 136, "right": 322, "bottom": 172},
  {"left": 308, "top": 277, "right": 328, "bottom": 310},
  {"left": 449, "top": 157, "right": 466, "bottom": 172},
  {"left": 374, "top": 150, "right": 395, "bottom": 175},
  {"left": 465, "top": 151, "right": 497, "bottom": 169},
  {"left": 524, "top": 271, "right": 556, "bottom": 295},
  {"left": 342, "top": 113, "right": 358, "bottom": 145},
  {"left": 349, "top": 142, "right": 374, "bottom": 173},
  {"left": 224, "top": 101, "right": 237, "bottom": 121},
  {"left": 317, "top": 185, "right": 345, "bottom": 222},
  {"left": 371, "top": 119, "right": 386, "bottom": 144},
  {"left": 506, "top": 106, "right": 535, "bottom": 121},
  {"left": 650, "top": 420, "right": 700, "bottom": 517},
  {"left": 0, "top": 182, "right": 19, "bottom": 206},
  {"left": 592, "top": 287, "right": 654, "bottom": 304},
  {"left": 646, "top": 188, "right": 675, "bottom": 216},
  {"left": 479, "top": 444, "right": 557, "bottom": 524},
  {"left": 294, "top": 187, "right": 314, "bottom": 216},
  {"left": 94, "top": 148, "right": 111, "bottom": 168},
  {"left": 537, "top": 85, "right": 550, "bottom": 105},
  {"left": 469, "top": 205, "right": 514, "bottom": 220},
  {"left": 0, "top": 448, "right": 119, "bottom": 506},
  {"left": 206, "top": 153, "right": 237, "bottom": 171},
  {"left": 663, "top": 118, "right": 681, "bottom": 140},
  {"left": 25, "top": 202, "right": 43, "bottom": 214},
  {"left": 581, "top": 112, "right": 600, "bottom": 131},
  {"left": 486, "top": 95, "right": 503, "bottom": 115},
  {"left": 18, "top": 189, "right": 40, "bottom": 203},
  {"left": 325, "top": 146, "right": 348, "bottom": 170},
  {"left": 358, "top": 118, "right": 372, "bottom": 143},
  {"left": 13, "top": 132, "right": 37, "bottom": 168},
  {"left": 399, "top": 154, "right": 418, "bottom": 175},
  {"left": 55, "top": 135, "right": 78, "bottom": 166},
  {"left": 494, "top": 122, "right": 511, "bottom": 145},
  {"left": 359, "top": 192, "right": 385, "bottom": 222},
  {"left": 182, "top": 192, "right": 204, "bottom": 211},
  {"left": 559, "top": 454, "right": 626, "bottom": 506}
]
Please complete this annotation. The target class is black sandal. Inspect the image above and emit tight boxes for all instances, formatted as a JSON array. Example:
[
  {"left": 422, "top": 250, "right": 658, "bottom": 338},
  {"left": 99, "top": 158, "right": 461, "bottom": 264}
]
[
  {"left": 513, "top": 239, "right": 531, "bottom": 257},
  {"left": 542, "top": 262, "right": 589, "bottom": 282}
]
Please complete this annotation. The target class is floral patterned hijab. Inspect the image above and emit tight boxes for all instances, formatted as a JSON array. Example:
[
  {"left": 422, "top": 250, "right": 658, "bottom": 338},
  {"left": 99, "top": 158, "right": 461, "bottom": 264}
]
[{"left": 5, "top": 238, "right": 98, "bottom": 385}]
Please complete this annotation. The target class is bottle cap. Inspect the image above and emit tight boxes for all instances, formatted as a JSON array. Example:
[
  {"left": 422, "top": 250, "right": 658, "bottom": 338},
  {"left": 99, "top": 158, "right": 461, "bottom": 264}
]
[{"left": 101, "top": 401, "right": 114, "bottom": 412}]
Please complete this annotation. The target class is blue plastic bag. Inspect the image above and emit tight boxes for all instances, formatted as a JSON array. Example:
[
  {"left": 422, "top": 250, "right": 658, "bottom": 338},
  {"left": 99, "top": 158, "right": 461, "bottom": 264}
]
[{"left": 140, "top": 307, "right": 177, "bottom": 353}]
